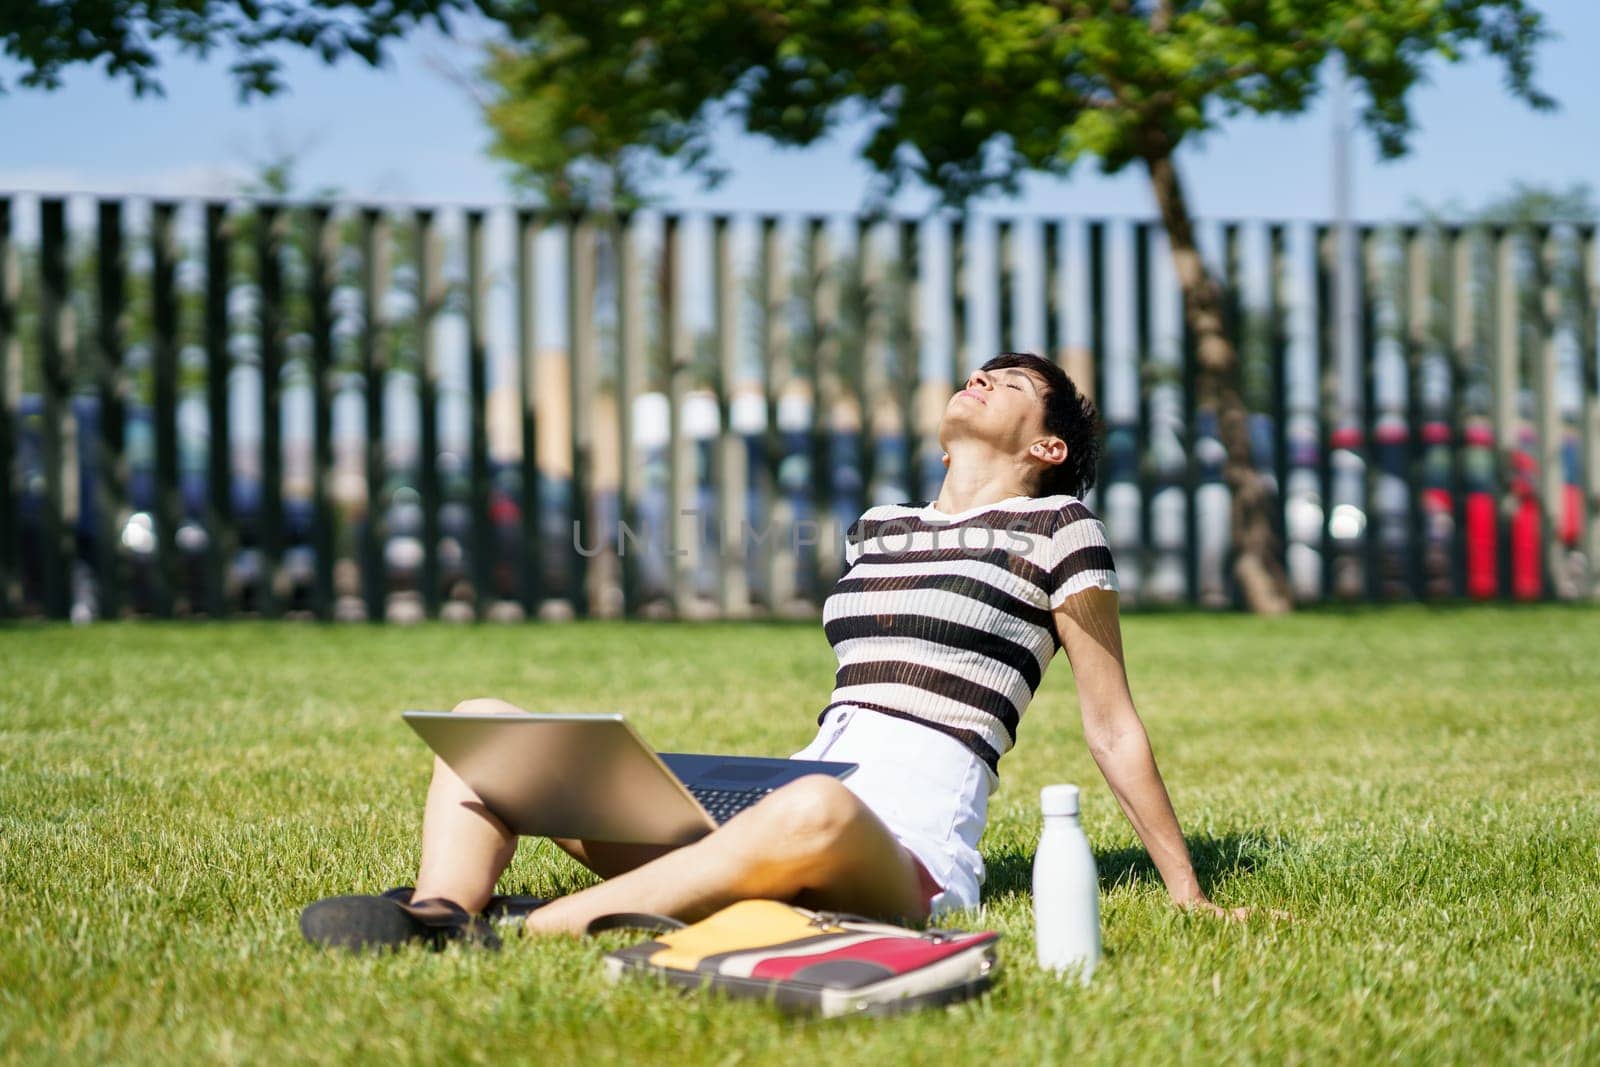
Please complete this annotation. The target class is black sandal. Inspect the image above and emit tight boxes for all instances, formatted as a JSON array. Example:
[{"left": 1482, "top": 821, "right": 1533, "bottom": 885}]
[
  {"left": 300, "top": 888, "right": 535, "bottom": 952},
  {"left": 381, "top": 886, "right": 548, "bottom": 926}
]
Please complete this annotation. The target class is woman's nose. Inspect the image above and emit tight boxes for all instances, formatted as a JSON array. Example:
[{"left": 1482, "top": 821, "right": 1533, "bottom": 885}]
[{"left": 965, "top": 371, "right": 990, "bottom": 390}]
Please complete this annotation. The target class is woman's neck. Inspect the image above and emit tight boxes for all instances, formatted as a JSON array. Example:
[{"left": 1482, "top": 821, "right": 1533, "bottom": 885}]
[{"left": 930, "top": 444, "right": 1034, "bottom": 514}]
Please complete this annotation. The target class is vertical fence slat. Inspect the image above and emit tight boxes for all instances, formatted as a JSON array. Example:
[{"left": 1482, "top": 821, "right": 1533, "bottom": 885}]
[
  {"left": 1220, "top": 222, "right": 1245, "bottom": 606},
  {"left": 808, "top": 217, "right": 840, "bottom": 587},
  {"left": 1153, "top": 223, "right": 1182, "bottom": 598},
  {"left": 1179, "top": 227, "right": 1201, "bottom": 605},
  {"left": 1357, "top": 225, "right": 1378, "bottom": 603},
  {"left": 1158, "top": 223, "right": 1185, "bottom": 598},
  {"left": 1020, "top": 219, "right": 1045, "bottom": 353},
  {"left": 1043, "top": 221, "right": 1061, "bottom": 367},
  {"left": 95, "top": 201, "right": 127, "bottom": 620},
  {"left": 1446, "top": 227, "right": 1476, "bottom": 600},
  {"left": 1267, "top": 224, "right": 1291, "bottom": 588},
  {"left": 1056, "top": 219, "right": 1093, "bottom": 457},
  {"left": 1100, "top": 221, "right": 1138, "bottom": 597},
  {"left": 1282, "top": 223, "right": 1318, "bottom": 604},
  {"left": 760, "top": 217, "right": 797, "bottom": 612},
  {"left": 950, "top": 217, "right": 969, "bottom": 387},
  {"left": 0, "top": 199, "right": 14, "bottom": 617},
  {"left": 1468, "top": 228, "right": 1490, "bottom": 601},
  {"left": 150, "top": 202, "right": 181, "bottom": 618},
  {"left": 997, "top": 219, "right": 1014, "bottom": 354},
  {"left": 867, "top": 213, "right": 889, "bottom": 534},
  {"left": 1353, "top": 226, "right": 1381, "bottom": 603},
  {"left": 856, "top": 217, "right": 884, "bottom": 509},
  {"left": 1133, "top": 222, "right": 1154, "bottom": 576},
  {"left": 257, "top": 204, "right": 286, "bottom": 618},
  {"left": 1534, "top": 227, "right": 1564, "bottom": 600},
  {"left": 615, "top": 214, "right": 643, "bottom": 615},
  {"left": 712, "top": 215, "right": 748, "bottom": 616},
  {"left": 590, "top": 219, "right": 623, "bottom": 615},
  {"left": 1327, "top": 220, "right": 1355, "bottom": 601},
  {"left": 757, "top": 217, "right": 784, "bottom": 610},
  {"left": 1491, "top": 228, "right": 1520, "bottom": 600},
  {"left": 204, "top": 203, "right": 232, "bottom": 619},
  {"left": 1086, "top": 221, "right": 1108, "bottom": 501},
  {"left": 567, "top": 216, "right": 598, "bottom": 616},
  {"left": 359, "top": 209, "right": 388, "bottom": 622},
  {"left": 515, "top": 210, "right": 542, "bottom": 618},
  {"left": 662, "top": 215, "right": 694, "bottom": 612},
  {"left": 896, "top": 219, "right": 921, "bottom": 502},
  {"left": 465, "top": 209, "right": 494, "bottom": 618},
  {"left": 1433, "top": 223, "right": 1459, "bottom": 601},
  {"left": 914, "top": 220, "right": 947, "bottom": 502},
  {"left": 308, "top": 206, "right": 336, "bottom": 621},
  {"left": 1336, "top": 198, "right": 1369, "bottom": 601},
  {"left": 414, "top": 209, "right": 442, "bottom": 619},
  {"left": 1086, "top": 222, "right": 1108, "bottom": 409},
  {"left": 844, "top": 218, "right": 865, "bottom": 516},
  {"left": 1403, "top": 226, "right": 1429, "bottom": 600},
  {"left": 1581, "top": 225, "right": 1599, "bottom": 601},
  {"left": 38, "top": 199, "right": 71, "bottom": 618},
  {"left": 1431, "top": 226, "right": 1458, "bottom": 602},
  {"left": 1313, "top": 223, "right": 1335, "bottom": 600}
]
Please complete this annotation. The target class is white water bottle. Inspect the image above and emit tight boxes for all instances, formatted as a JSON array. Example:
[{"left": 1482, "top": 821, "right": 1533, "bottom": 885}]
[{"left": 1033, "top": 784, "right": 1101, "bottom": 984}]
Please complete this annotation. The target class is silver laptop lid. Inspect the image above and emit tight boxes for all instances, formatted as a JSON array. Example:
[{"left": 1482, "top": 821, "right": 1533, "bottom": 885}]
[{"left": 402, "top": 711, "right": 715, "bottom": 845}]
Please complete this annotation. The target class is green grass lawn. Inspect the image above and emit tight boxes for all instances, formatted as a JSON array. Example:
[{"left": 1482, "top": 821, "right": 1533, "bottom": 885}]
[{"left": 2, "top": 606, "right": 1597, "bottom": 1064}]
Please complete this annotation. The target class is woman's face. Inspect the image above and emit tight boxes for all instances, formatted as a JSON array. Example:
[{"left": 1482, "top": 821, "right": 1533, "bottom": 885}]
[{"left": 940, "top": 365, "right": 1054, "bottom": 457}]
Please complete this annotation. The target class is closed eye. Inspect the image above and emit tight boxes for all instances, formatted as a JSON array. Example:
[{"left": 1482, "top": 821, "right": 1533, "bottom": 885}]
[{"left": 1007, "top": 383, "right": 1023, "bottom": 390}]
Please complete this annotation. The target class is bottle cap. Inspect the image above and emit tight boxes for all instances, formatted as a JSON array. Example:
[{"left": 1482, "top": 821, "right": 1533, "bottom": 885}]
[{"left": 1040, "top": 784, "right": 1080, "bottom": 816}]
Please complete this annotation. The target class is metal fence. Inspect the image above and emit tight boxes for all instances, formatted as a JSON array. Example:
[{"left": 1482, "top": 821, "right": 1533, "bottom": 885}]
[{"left": 0, "top": 193, "right": 1596, "bottom": 621}]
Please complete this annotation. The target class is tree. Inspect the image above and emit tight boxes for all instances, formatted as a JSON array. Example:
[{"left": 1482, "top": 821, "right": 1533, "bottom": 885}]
[
  {"left": 1412, "top": 180, "right": 1597, "bottom": 226},
  {"left": 478, "top": 0, "right": 1553, "bottom": 613},
  {"left": 1, "top": 0, "right": 476, "bottom": 99}
]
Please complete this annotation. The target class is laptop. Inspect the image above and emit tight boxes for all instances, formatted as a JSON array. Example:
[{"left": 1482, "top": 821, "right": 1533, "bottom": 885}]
[{"left": 402, "top": 711, "right": 857, "bottom": 846}]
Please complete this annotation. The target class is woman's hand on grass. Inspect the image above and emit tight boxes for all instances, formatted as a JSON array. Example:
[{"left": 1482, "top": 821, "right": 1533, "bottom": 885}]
[
  {"left": 1184, "top": 897, "right": 1251, "bottom": 922},
  {"left": 1176, "top": 894, "right": 1291, "bottom": 923}
]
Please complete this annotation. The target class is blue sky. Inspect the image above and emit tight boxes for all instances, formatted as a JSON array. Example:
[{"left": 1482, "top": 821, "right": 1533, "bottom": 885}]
[{"left": 1, "top": 1, "right": 1596, "bottom": 220}]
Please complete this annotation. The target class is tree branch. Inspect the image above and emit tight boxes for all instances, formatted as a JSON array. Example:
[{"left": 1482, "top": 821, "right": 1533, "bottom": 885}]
[{"left": 1151, "top": 0, "right": 1175, "bottom": 34}]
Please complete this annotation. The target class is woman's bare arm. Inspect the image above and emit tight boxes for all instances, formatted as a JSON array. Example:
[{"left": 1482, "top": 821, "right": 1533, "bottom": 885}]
[{"left": 1052, "top": 588, "right": 1246, "bottom": 918}]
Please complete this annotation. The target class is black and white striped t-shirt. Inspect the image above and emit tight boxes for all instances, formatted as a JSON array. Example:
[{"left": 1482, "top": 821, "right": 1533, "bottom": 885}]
[{"left": 820, "top": 493, "right": 1118, "bottom": 776}]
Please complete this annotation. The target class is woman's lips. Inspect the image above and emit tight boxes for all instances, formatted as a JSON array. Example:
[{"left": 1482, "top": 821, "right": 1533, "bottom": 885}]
[{"left": 957, "top": 389, "right": 987, "bottom": 404}]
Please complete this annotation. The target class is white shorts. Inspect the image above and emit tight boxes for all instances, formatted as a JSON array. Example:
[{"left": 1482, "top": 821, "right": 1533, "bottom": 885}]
[{"left": 788, "top": 705, "right": 994, "bottom": 919}]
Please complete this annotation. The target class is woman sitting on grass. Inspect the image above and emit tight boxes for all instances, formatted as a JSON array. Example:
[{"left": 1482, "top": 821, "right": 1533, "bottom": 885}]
[{"left": 302, "top": 352, "right": 1253, "bottom": 950}]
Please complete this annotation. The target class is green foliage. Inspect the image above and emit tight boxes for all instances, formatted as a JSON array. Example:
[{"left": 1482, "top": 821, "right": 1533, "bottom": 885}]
[
  {"left": 1412, "top": 180, "right": 1599, "bottom": 226},
  {"left": 480, "top": 0, "right": 1553, "bottom": 208},
  {"left": 233, "top": 148, "right": 345, "bottom": 203},
  {"left": 2, "top": 608, "right": 1599, "bottom": 1062},
  {"left": 1475, "top": 180, "right": 1597, "bottom": 224},
  {"left": 0, "top": 0, "right": 475, "bottom": 99}
]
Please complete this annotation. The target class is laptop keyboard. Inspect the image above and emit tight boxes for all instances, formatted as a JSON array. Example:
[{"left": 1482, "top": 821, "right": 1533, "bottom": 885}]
[{"left": 688, "top": 785, "right": 776, "bottom": 824}]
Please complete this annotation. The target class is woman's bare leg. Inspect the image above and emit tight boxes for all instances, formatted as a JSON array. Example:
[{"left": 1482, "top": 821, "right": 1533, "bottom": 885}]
[
  {"left": 550, "top": 839, "right": 676, "bottom": 879},
  {"left": 525, "top": 774, "right": 931, "bottom": 935},
  {"left": 411, "top": 699, "right": 527, "bottom": 912}
]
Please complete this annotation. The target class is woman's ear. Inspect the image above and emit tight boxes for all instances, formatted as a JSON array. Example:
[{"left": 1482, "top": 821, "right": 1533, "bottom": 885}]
[{"left": 941, "top": 452, "right": 950, "bottom": 469}]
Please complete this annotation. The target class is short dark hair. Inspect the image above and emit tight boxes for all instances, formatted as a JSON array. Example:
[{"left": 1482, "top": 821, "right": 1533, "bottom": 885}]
[{"left": 979, "top": 352, "right": 1102, "bottom": 498}]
